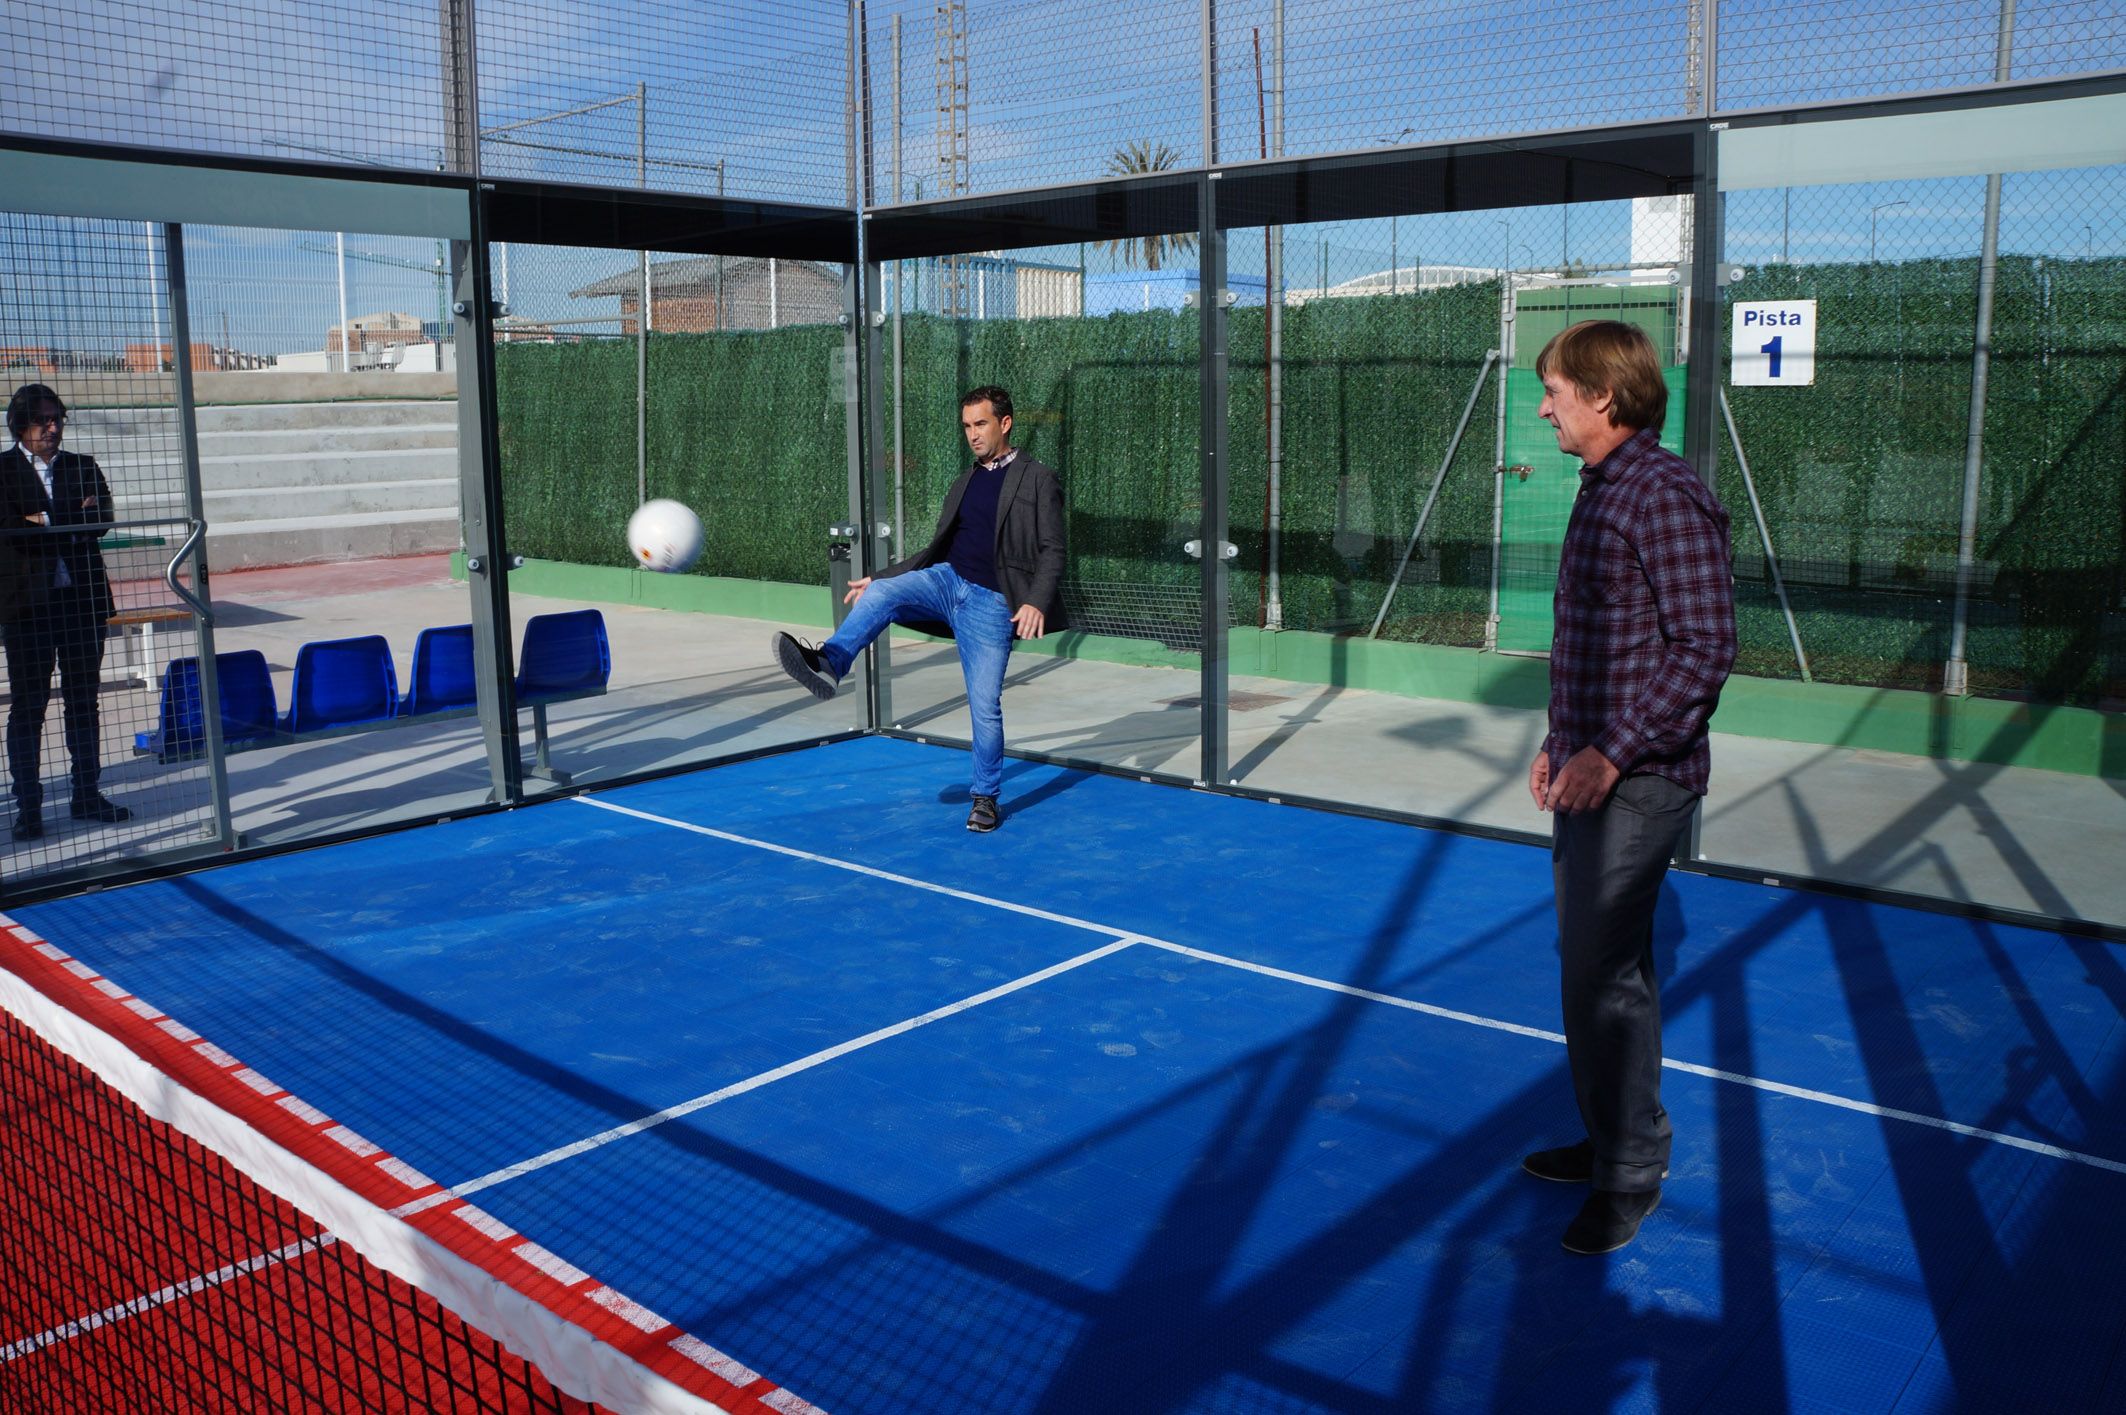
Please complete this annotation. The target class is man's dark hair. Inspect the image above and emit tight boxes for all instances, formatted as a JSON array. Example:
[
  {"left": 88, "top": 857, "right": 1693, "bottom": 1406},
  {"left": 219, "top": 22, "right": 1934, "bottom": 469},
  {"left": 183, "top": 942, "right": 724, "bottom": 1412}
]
[
  {"left": 961, "top": 385, "right": 1013, "bottom": 423},
  {"left": 7, "top": 383, "right": 66, "bottom": 440}
]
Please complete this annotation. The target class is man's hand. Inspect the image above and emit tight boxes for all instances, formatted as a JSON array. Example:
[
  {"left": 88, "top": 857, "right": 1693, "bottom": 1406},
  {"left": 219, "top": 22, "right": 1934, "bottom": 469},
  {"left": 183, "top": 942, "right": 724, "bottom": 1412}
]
[
  {"left": 1527, "top": 751, "right": 1550, "bottom": 810},
  {"left": 81, "top": 495, "right": 98, "bottom": 509},
  {"left": 1543, "top": 746, "right": 1621, "bottom": 814},
  {"left": 23, "top": 512, "right": 46, "bottom": 526},
  {"left": 843, "top": 575, "right": 871, "bottom": 605},
  {"left": 1012, "top": 604, "right": 1046, "bottom": 639}
]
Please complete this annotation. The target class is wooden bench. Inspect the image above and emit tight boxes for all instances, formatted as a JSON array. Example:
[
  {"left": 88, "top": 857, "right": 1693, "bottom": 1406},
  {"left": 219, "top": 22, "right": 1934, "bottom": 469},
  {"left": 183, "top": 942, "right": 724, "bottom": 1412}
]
[{"left": 106, "top": 606, "right": 193, "bottom": 686}]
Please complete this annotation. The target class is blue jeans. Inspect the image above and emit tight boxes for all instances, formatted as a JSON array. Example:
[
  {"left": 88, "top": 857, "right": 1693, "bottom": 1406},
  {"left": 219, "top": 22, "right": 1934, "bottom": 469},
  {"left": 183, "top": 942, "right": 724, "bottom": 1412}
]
[{"left": 821, "top": 564, "right": 1014, "bottom": 798}]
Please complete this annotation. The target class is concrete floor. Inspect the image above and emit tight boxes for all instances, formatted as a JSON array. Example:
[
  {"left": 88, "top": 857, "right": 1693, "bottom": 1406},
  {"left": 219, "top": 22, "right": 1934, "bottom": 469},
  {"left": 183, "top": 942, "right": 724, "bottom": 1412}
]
[{"left": 11, "top": 554, "right": 2123, "bottom": 931}]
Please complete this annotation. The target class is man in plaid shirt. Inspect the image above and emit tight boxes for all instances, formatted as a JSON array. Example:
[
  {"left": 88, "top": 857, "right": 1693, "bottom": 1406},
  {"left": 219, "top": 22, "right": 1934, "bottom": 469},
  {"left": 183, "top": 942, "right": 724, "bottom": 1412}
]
[{"left": 1519, "top": 320, "right": 1736, "bottom": 1255}]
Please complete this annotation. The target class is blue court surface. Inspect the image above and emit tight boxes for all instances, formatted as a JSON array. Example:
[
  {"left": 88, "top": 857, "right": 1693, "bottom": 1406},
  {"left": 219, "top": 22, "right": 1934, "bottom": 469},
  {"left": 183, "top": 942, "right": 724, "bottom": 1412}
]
[{"left": 19, "top": 736, "right": 2126, "bottom": 1413}]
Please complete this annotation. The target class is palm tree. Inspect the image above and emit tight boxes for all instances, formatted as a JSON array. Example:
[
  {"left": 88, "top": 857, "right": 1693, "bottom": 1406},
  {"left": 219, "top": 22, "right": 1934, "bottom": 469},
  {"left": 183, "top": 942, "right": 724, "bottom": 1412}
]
[{"left": 1094, "top": 139, "right": 1199, "bottom": 271}]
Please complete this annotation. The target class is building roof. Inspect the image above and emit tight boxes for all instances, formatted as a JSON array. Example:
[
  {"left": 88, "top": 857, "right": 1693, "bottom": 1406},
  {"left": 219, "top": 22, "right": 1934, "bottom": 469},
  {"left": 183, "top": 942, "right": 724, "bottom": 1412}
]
[{"left": 568, "top": 256, "right": 840, "bottom": 300}]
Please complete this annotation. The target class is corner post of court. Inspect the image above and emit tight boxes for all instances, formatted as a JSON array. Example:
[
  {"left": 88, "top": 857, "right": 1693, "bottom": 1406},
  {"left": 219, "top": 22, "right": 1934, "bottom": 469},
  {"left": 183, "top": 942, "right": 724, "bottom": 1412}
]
[
  {"left": 844, "top": 0, "right": 888, "bottom": 724},
  {"left": 1678, "top": 119, "right": 1725, "bottom": 864},
  {"left": 163, "top": 223, "right": 238, "bottom": 853},
  {"left": 1197, "top": 169, "right": 1231, "bottom": 786},
  {"left": 455, "top": 195, "right": 524, "bottom": 804}
]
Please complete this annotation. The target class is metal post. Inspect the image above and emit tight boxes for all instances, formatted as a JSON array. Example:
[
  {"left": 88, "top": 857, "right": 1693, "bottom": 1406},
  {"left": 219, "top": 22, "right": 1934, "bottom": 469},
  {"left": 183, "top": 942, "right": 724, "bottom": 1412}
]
[
  {"left": 1683, "top": 132, "right": 1723, "bottom": 485},
  {"left": 163, "top": 224, "right": 236, "bottom": 850},
  {"left": 1204, "top": 5, "right": 1223, "bottom": 168},
  {"left": 636, "top": 82, "right": 648, "bottom": 508},
  {"left": 1263, "top": 0, "right": 1284, "bottom": 630},
  {"left": 1485, "top": 260, "right": 1512, "bottom": 651},
  {"left": 1677, "top": 129, "right": 1724, "bottom": 865},
  {"left": 847, "top": 0, "right": 890, "bottom": 724},
  {"left": 1946, "top": 0, "right": 2015, "bottom": 697},
  {"left": 1370, "top": 351, "right": 1500, "bottom": 637},
  {"left": 1720, "top": 390, "right": 1811, "bottom": 680},
  {"left": 891, "top": 13, "right": 906, "bottom": 548},
  {"left": 1199, "top": 173, "right": 1230, "bottom": 785},
  {"left": 440, "top": 0, "right": 480, "bottom": 175},
  {"left": 334, "top": 234, "right": 350, "bottom": 371},
  {"left": 452, "top": 197, "right": 523, "bottom": 802}
]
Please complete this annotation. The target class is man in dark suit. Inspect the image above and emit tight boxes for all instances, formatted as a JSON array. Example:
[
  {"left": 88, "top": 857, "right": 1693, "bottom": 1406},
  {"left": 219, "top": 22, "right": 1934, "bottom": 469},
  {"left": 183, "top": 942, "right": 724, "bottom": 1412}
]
[
  {"left": 773, "top": 385, "right": 1066, "bottom": 832},
  {"left": 2, "top": 383, "right": 130, "bottom": 840}
]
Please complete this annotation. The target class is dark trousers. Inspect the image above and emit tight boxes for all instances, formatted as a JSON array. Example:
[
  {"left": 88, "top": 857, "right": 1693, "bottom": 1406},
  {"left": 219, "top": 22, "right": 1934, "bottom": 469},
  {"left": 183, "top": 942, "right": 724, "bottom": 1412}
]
[
  {"left": 4, "top": 589, "right": 108, "bottom": 811},
  {"left": 1552, "top": 772, "right": 1699, "bottom": 1193}
]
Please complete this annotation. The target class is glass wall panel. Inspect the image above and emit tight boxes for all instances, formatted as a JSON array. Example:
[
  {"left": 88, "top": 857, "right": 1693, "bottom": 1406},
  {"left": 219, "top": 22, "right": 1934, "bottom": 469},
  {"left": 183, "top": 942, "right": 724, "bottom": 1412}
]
[
  {"left": 1220, "top": 197, "right": 1682, "bottom": 835},
  {"left": 171, "top": 220, "right": 497, "bottom": 849},
  {"left": 1705, "top": 133, "right": 2126, "bottom": 927},
  {"left": 491, "top": 241, "right": 864, "bottom": 796},
  {"left": 877, "top": 240, "right": 1205, "bottom": 786}
]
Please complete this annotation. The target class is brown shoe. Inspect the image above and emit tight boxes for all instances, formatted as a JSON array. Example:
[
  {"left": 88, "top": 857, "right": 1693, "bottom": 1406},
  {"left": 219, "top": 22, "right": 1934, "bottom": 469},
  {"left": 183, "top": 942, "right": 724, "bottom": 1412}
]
[{"left": 966, "top": 794, "right": 1000, "bottom": 832}]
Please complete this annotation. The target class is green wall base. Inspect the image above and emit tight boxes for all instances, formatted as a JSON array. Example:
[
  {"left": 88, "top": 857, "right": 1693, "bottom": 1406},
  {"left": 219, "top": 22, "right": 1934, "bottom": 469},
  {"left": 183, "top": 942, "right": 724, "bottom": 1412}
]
[{"left": 482, "top": 560, "right": 2123, "bottom": 780}]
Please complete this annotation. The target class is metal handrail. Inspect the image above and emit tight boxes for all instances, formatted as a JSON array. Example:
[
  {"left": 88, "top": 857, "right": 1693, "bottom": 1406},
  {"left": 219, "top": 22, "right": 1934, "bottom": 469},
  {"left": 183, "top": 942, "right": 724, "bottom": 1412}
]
[{"left": 162, "top": 519, "right": 212, "bottom": 623}]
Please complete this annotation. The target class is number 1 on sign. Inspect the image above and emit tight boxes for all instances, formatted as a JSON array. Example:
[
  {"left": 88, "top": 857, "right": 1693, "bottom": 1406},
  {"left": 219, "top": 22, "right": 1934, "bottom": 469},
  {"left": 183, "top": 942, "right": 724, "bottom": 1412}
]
[{"left": 1760, "top": 335, "right": 1782, "bottom": 379}]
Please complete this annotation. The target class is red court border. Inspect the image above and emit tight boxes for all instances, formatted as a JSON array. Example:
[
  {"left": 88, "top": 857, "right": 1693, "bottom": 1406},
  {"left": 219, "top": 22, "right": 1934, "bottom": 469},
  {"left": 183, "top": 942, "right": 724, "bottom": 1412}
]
[{"left": 0, "top": 912, "right": 824, "bottom": 1415}]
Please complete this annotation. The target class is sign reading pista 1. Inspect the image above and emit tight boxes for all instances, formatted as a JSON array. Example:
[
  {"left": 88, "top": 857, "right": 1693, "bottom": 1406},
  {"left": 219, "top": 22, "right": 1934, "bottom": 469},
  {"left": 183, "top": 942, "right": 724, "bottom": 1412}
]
[{"left": 1730, "top": 300, "right": 1816, "bottom": 385}]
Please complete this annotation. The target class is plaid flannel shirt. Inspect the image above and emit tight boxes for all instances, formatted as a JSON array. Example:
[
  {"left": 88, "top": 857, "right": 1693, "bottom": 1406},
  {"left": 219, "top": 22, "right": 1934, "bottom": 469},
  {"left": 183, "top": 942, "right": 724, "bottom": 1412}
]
[{"left": 1544, "top": 426, "right": 1737, "bottom": 796}]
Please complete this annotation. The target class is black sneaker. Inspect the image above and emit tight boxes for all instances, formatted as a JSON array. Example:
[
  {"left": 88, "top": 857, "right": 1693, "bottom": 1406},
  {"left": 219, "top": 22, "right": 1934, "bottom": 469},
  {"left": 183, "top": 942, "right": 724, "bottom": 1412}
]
[
  {"left": 772, "top": 632, "right": 837, "bottom": 701},
  {"left": 967, "top": 794, "right": 1000, "bottom": 833},
  {"left": 1562, "top": 1188, "right": 1660, "bottom": 1255},
  {"left": 11, "top": 810, "right": 42, "bottom": 841},
  {"left": 69, "top": 794, "right": 131, "bottom": 824}
]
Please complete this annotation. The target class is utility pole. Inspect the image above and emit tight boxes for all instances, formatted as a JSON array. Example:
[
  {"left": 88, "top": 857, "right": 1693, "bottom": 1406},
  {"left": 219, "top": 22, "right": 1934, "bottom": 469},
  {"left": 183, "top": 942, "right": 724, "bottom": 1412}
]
[{"left": 935, "top": 0, "right": 969, "bottom": 315}]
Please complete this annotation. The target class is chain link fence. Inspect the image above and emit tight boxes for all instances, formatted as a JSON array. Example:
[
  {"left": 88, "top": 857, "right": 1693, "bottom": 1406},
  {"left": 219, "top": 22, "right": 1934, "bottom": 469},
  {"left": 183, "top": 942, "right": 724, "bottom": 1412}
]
[
  {"left": 479, "top": 0, "right": 847, "bottom": 206},
  {"left": 1719, "top": 0, "right": 2126, "bottom": 110},
  {"left": 1, "top": 0, "right": 450, "bottom": 172}
]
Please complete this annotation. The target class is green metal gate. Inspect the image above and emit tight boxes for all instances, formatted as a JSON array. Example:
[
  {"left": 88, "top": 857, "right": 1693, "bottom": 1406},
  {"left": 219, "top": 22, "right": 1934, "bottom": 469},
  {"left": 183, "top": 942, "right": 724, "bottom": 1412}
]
[{"left": 1495, "top": 278, "right": 1688, "bottom": 654}]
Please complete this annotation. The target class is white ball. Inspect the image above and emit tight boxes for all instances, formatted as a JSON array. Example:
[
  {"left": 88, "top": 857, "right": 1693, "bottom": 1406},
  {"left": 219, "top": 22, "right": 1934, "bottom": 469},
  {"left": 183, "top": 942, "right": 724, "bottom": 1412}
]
[{"left": 627, "top": 498, "right": 705, "bottom": 574}]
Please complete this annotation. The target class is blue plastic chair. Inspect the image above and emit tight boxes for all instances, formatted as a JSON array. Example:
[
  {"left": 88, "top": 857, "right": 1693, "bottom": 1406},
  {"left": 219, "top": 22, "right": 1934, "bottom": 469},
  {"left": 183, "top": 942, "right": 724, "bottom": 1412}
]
[
  {"left": 134, "top": 650, "right": 280, "bottom": 761},
  {"left": 282, "top": 635, "right": 400, "bottom": 736},
  {"left": 515, "top": 610, "right": 611, "bottom": 704},
  {"left": 514, "top": 610, "right": 610, "bottom": 784},
  {"left": 401, "top": 624, "right": 477, "bottom": 716}
]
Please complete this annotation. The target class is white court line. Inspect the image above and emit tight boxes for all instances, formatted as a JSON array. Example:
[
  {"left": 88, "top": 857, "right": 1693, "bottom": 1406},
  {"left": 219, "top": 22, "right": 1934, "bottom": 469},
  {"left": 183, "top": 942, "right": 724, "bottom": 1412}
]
[
  {"left": 575, "top": 796, "right": 1140, "bottom": 941},
  {"left": 584, "top": 794, "right": 2126, "bottom": 1180},
  {"left": 1, "top": 1236, "right": 333, "bottom": 1362},
  {"left": 1146, "top": 939, "right": 2126, "bottom": 1178},
  {"left": 399, "top": 936, "right": 1141, "bottom": 1212}
]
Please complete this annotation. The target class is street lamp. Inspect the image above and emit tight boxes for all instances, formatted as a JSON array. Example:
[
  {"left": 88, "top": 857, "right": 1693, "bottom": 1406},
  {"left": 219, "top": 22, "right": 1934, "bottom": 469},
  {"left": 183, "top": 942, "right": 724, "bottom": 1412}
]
[
  {"left": 1869, "top": 199, "right": 1907, "bottom": 262},
  {"left": 1376, "top": 128, "right": 1414, "bottom": 293}
]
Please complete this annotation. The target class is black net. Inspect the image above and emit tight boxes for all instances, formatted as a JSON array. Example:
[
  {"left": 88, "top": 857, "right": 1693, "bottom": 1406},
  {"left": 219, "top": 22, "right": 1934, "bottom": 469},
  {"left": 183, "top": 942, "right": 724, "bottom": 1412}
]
[{"left": 0, "top": 1005, "right": 600, "bottom": 1415}]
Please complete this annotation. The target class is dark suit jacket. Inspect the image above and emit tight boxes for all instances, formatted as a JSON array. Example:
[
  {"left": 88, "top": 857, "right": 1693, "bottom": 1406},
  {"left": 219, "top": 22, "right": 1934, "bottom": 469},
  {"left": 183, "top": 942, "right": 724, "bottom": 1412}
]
[
  {"left": 0, "top": 445, "right": 115, "bottom": 625},
  {"left": 878, "top": 452, "right": 1068, "bottom": 638}
]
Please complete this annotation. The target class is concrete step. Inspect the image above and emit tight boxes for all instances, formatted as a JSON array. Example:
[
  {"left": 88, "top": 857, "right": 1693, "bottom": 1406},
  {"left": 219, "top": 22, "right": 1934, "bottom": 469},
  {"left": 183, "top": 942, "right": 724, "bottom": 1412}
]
[
  {"left": 203, "top": 509, "right": 463, "bottom": 571},
  {"left": 196, "top": 424, "right": 457, "bottom": 457},
  {"left": 197, "top": 400, "right": 456, "bottom": 433},
  {"left": 120, "top": 478, "right": 460, "bottom": 525},
  {"left": 95, "top": 446, "right": 463, "bottom": 493}
]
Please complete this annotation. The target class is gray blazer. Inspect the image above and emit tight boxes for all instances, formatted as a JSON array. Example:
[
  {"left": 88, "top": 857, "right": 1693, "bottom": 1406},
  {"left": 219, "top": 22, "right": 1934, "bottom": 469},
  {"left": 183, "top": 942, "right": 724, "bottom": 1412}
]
[{"left": 879, "top": 452, "right": 1068, "bottom": 636}]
